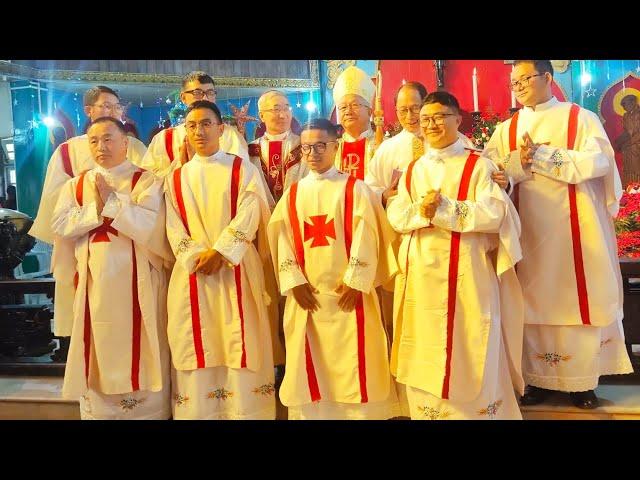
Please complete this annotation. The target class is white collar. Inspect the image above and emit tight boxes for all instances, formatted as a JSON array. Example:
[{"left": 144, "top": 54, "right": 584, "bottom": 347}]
[
  {"left": 522, "top": 95, "right": 559, "bottom": 113},
  {"left": 342, "top": 127, "right": 373, "bottom": 142},
  {"left": 264, "top": 130, "right": 290, "bottom": 142},
  {"left": 424, "top": 138, "right": 465, "bottom": 163},
  {"left": 308, "top": 166, "right": 340, "bottom": 180},
  {"left": 192, "top": 149, "right": 227, "bottom": 163},
  {"left": 94, "top": 159, "right": 134, "bottom": 178}
]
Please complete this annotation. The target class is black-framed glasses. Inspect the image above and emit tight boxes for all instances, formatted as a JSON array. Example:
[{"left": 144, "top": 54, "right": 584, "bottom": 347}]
[
  {"left": 92, "top": 102, "right": 124, "bottom": 112},
  {"left": 337, "top": 102, "right": 367, "bottom": 113},
  {"left": 396, "top": 105, "right": 422, "bottom": 116},
  {"left": 300, "top": 141, "right": 337, "bottom": 154},
  {"left": 419, "top": 113, "right": 456, "bottom": 126},
  {"left": 260, "top": 105, "right": 292, "bottom": 114},
  {"left": 509, "top": 73, "right": 545, "bottom": 91},
  {"left": 183, "top": 88, "right": 217, "bottom": 99}
]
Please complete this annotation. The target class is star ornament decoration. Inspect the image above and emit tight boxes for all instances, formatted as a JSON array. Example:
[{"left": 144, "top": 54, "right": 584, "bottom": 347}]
[
  {"left": 585, "top": 86, "right": 597, "bottom": 97},
  {"left": 230, "top": 100, "right": 259, "bottom": 135}
]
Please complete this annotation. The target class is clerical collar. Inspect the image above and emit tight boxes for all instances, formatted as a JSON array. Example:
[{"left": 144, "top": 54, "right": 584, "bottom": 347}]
[
  {"left": 308, "top": 166, "right": 339, "bottom": 180},
  {"left": 264, "top": 130, "right": 290, "bottom": 142},
  {"left": 523, "top": 95, "right": 558, "bottom": 113},
  {"left": 425, "top": 138, "right": 465, "bottom": 162},
  {"left": 193, "top": 150, "right": 227, "bottom": 163},
  {"left": 342, "top": 127, "right": 373, "bottom": 142},
  {"left": 95, "top": 159, "right": 134, "bottom": 178}
]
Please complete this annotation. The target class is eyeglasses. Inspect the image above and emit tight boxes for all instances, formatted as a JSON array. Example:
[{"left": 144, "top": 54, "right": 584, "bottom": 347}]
[
  {"left": 337, "top": 102, "right": 368, "bottom": 113},
  {"left": 396, "top": 105, "right": 422, "bottom": 116},
  {"left": 260, "top": 105, "right": 292, "bottom": 114},
  {"left": 300, "top": 141, "right": 337, "bottom": 154},
  {"left": 419, "top": 113, "right": 456, "bottom": 126},
  {"left": 185, "top": 120, "right": 221, "bottom": 132},
  {"left": 509, "top": 73, "right": 545, "bottom": 91},
  {"left": 92, "top": 102, "right": 124, "bottom": 112},
  {"left": 183, "top": 88, "right": 217, "bottom": 99}
]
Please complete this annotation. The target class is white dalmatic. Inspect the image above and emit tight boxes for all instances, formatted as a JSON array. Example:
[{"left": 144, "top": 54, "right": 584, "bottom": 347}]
[
  {"left": 248, "top": 130, "right": 308, "bottom": 209},
  {"left": 165, "top": 151, "right": 276, "bottom": 420},
  {"left": 51, "top": 159, "right": 171, "bottom": 420},
  {"left": 141, "top": 123, "right": 249, "bottom": 178},
  {"left": 485, "top": 97, "right": 633, "bottom": 392},
  {"left": 387, "top": 139, "right": 525, "bottom": 420},
  {"left": 29, "top": 134, "right": 147, "bottom": 338},
  {"left": 268, "top": 167, "right": 401, "bottom": 419}
]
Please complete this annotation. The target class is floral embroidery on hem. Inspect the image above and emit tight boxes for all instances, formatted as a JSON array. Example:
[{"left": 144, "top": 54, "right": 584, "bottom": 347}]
[
  {"left": 536, "top": 352, "right": 572, "bottom": 366},
  {"left": 174, "top": 394, "right": 190, "bottom": 406},
  {"left": 417, "top": 405, "right": 451, "bottom": 420},
  {"left": 207, "top": 388, "right": 234, "bottom": 400},
  {"left": 478, "top": 400, "right": 503, "bottom": 419},
  {"left": 348, "top": 257, "right": 369, "bottom": 268},
  {"left": 253, "top": 383, "right": 276, "bottom": 396},
  {"left": 120, "top": 397, "right": 145, "bottom": 411}
]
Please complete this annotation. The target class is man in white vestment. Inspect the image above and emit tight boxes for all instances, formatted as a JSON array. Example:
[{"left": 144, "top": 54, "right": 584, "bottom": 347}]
[
  {"left": 268, "top": 118, "right": 401, "bottom": 419},
  {"left": 165, "top": 101, "right": 275, "bottom": 420},
  {"left": 51, "top": 117, "right": 171, "bottom": 419},
  {"left": 141, "top": 71, "right": 248, "bottom": 178},
  {"left": 249, "top": 89, "right": 308, "bottom": 209},
  {"left": 485, "top": 60, "right": 633, "bottom": 409},
  {"left": 29, "top": 85, "right": 147, "bottom": 338},
  {"left": 333, "top": 66, "right": 380, "bottom": 180},
  {"left": 388, "top": 92, "right": 525, "bottom": 419}
]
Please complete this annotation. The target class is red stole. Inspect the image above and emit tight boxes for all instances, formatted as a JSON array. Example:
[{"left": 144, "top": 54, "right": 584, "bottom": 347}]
[{"left": 341, "top": 138, "right": 367, "bottom": 180}]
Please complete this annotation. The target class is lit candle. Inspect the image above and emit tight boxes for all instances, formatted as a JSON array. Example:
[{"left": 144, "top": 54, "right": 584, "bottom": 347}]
[
  {"left": 510, "top": 65, "right": 516, "bottom": 108},
  {"left": 377, "top": 71, "right": 382, "bottom": 102},
  {"left": 472, "top": 67, "right": 479, "bottom": 112}
]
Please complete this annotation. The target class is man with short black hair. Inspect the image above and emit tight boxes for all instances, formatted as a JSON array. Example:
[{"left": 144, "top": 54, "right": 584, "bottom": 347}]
[
  {"left": 268, "top": 118, "right": 400, "bottom": 419},
  {"left": 142, "top": 71, "right": 249, "bottom": 177},
  {"left": 388, "top": 91, "right": 524, "bottom": 419},
  {"left": 485, "top": 59, "right": 633, "bottom": 409},
  {"left": 29, "top": 85, "right": 147, "bottom": 338},
  {"left": 51, "top": 116, "right": 171, "bottom": 419},
  {"left": 165, "top": 101, "right": 275, "bottom": 420}
]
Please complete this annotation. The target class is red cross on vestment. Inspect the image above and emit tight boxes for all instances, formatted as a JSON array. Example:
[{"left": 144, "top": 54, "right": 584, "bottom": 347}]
[
  {"left": 303, "top": 215, "right": 336, "bottom": 248},
  {"left": 90, "top": 218, "right": 118, "bottom": 243}
]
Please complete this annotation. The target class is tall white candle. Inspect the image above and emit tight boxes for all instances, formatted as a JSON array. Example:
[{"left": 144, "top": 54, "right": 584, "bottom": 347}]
[
  {"left": 510, "top": 65, "right": 516, "bottom": 108},
  {"left": 472, "top": 67, "right": 479, "bottom": 112}
]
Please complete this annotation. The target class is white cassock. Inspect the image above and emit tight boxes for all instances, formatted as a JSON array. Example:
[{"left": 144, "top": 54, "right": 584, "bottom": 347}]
[
  {"left": 387, "top": 139, "right": 525, "bottom": 420},
  {"left": 248, "top": 130, "right": 309, "bottom": 209},
  {"left": 29, "top": 134, "right": 147, "bottom": 337},
  {"left": 165, "top": 151, "right": 276, "bottom": 420},
  {"left": 334, "top": 128, "right": 379, "bottom": 181},
  {"left": 267, "top": 167, "right": 401, "bottom": 419},
  {"left": 51, "top": 159, "right": 171, "bottom": 420},
  {"left": 140, "top": 123, "right": 249, "bottom": 178},
  {"left": 485, "top": 96, "right": 633, "bottom": 392}
]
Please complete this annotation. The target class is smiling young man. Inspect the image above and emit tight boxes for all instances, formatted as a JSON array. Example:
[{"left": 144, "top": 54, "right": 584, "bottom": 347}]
[
  {"left": 268, "top": 118, "right": 400, "bottom": 419},
  {"left": 165, "top": 101, "right": 276, "bottom": 420},
  {"left": 387, "top": 91, "right": 525, "bottom": 420},
  {"left": 485, "top": 60, "right": 633, "bottom": 409}
]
